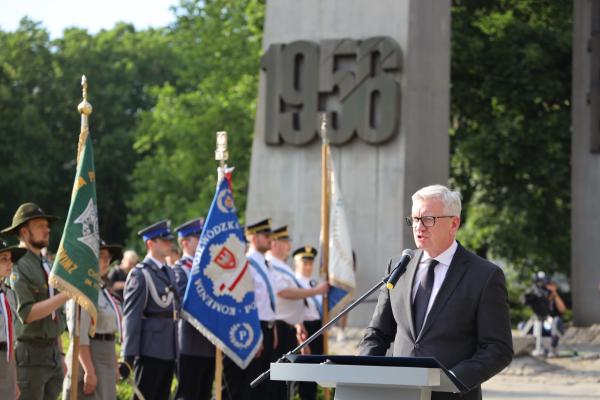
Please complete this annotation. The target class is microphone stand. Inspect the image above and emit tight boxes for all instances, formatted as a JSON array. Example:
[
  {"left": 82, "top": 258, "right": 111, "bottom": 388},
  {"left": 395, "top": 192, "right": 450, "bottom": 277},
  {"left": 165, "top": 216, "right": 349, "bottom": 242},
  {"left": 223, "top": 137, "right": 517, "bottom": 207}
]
[{"left": 250, "top": 264, "right": 402, "bottom": 388}]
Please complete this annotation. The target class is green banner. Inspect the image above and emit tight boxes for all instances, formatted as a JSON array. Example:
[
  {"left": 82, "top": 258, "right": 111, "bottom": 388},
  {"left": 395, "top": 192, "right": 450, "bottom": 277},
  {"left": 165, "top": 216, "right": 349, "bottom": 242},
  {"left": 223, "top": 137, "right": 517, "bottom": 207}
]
[{"left": 49, "top": 128, "right": 99, "bottom": 332}]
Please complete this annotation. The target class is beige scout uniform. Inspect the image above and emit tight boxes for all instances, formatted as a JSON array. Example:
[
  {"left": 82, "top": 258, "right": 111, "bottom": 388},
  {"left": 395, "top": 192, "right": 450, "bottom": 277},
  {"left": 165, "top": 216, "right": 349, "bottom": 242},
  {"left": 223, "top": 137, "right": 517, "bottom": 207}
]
[{"left": 63, "top": 288, "right": 120, "bottom": 400}]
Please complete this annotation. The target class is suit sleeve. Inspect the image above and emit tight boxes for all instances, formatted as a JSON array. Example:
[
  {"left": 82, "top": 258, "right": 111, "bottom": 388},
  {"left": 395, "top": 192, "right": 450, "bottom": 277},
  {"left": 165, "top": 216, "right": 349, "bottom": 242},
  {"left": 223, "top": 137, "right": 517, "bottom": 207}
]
[
  {"left": 122, "top": 268, "right": 146, "bottom": 358},
  {"left": 357, "top": 259, "right": 396, "bottom": 356},
  {"left": 451, "top": 266, "right": 514, "bottom": 389}
]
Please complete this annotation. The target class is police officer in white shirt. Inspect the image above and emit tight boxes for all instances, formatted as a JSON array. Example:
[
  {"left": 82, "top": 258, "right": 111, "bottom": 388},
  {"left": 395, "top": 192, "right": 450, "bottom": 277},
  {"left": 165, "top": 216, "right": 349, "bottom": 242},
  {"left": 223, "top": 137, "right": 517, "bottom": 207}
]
[
  {"left": 267, "top": 227, "right": 328, "bottom": 399},
  {"left": 294, "top": 246, "right": 324, "bottom": 400},
  {"left": 223, "top": 218, "right": 282, "bottom": 400}
]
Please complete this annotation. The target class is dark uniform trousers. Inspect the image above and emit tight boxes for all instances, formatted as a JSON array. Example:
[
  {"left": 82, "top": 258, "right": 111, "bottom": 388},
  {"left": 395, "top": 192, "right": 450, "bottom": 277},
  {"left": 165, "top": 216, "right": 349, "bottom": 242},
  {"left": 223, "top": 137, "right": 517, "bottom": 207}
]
[
  {"left": 272, "top": 320, "right": 298, "bottom": 399},
  {"left": 298, "top": 319, "right": 323, "bottom": 400},
  {"left": 134, "top": 356, "right": 175, "bottom": 400},
  {"left": 175, "top": 354, "right": 215, "bottom": 400},
  {"left": 222, "top": 321, "right": 275, "bottom": 400}
]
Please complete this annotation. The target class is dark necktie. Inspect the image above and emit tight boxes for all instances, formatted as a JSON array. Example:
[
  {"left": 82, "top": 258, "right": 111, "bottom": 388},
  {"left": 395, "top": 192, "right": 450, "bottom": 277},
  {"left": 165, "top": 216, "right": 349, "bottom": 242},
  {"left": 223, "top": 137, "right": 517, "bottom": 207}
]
[{"left": 412, "top": 259, "right": 439, "bottom": 335}]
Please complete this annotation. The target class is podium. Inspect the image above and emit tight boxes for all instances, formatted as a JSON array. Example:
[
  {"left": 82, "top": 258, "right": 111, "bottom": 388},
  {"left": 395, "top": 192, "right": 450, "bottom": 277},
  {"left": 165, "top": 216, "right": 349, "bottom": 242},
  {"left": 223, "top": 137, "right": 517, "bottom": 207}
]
[{"left": 270, "top": 355, "right": 467, "bottom": 400}]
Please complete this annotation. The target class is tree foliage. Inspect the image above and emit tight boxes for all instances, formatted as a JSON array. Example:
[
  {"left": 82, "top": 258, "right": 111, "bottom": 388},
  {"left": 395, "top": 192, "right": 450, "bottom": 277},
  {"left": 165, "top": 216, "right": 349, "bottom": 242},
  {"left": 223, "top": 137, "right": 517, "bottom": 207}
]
[{"left": 451, "top": 0, "right": 572, "bottom": 277}]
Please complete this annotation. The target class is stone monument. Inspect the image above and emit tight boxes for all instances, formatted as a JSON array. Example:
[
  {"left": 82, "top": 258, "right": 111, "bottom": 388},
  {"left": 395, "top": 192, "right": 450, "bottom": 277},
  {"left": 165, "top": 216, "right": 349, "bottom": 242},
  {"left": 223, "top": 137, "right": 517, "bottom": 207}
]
[
  {"left": 246, "top": 0, "right": 450, "bottom": 326},
  {"left": 571, "top": 0, "right": 600, "bottom": 325}
]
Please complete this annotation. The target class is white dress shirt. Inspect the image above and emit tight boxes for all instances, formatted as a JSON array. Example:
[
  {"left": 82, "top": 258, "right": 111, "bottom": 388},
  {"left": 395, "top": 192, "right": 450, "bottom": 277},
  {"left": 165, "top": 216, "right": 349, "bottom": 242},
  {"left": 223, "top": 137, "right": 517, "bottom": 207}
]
[
  {"left": 411, "top": 240, "right": 458, "bottom": 323},
  {"left": 266, "top": 253, "right": 306, "bottom": 325},
  {"left": 248, "top": 249, "right": 282, "bottom": 321},
  {"left": 296, "top": 274, "right": 322, "bottom": 321}
]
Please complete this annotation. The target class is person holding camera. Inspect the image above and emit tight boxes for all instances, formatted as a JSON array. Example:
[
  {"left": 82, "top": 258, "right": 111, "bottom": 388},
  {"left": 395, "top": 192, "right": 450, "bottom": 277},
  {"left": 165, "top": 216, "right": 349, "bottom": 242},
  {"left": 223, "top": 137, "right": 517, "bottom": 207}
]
[{"left": 544, "top": 279, "right": 566, "bottom": 356}]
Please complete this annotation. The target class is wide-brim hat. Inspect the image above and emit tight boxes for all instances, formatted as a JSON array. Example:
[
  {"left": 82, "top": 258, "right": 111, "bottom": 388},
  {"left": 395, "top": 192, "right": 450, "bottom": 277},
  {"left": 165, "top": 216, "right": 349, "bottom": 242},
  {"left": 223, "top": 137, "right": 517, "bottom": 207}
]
[
  {"left": 1, "top": 202, "right": 58, "bottom": 235},
  {"left": 0, "top": 239, "right": 26, "bottom": 262},
  {"left": 100, "top": 239, "right": 123, "bottom": 261}
]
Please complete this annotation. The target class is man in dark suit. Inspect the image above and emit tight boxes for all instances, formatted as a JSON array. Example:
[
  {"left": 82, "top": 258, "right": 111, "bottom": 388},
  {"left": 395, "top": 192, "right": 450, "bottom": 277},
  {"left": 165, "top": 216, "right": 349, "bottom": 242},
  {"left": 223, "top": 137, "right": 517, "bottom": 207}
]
[{"left": 358, "top": 184, "right": 513, "bottom": 400}]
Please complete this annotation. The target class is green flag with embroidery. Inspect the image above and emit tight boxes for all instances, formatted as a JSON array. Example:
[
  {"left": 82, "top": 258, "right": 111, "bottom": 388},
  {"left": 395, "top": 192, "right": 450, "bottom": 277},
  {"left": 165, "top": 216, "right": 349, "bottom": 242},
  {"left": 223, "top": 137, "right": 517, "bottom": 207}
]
[{"left": 49, "top": 94, "right": 99, "bottom": 333}]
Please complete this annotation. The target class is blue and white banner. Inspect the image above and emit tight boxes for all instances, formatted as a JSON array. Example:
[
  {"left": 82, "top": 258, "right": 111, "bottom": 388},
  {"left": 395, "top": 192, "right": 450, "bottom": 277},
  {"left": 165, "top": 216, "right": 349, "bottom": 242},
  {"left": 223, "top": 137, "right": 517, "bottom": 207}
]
[
  {"left": 326, "top": 147, "right": 356, "bottom": 316},
  {"left": 182, "top": 174, "right": 261, "bottom": 369}
]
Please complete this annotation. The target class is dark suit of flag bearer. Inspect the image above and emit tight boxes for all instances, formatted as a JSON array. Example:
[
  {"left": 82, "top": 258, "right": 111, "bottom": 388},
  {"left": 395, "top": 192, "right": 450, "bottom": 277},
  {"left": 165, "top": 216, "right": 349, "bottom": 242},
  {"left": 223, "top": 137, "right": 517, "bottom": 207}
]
[
  {"left": 0, "top": 240, "right": 26, "bottom": 399},
  {"left": 294, "top": 246, "right": 323, "bottom": 400},
  {"left": 172, "top": 218, "right": 216, "bottom": 400},
  {"left": 63, "top": 240, "right": 123, "bottom": 400},
  {"left": 223, "top": 218, "right": 283, "bottom": 400},
  {"left": 122, "top": 220, "right": 180, "bottom": 400}
]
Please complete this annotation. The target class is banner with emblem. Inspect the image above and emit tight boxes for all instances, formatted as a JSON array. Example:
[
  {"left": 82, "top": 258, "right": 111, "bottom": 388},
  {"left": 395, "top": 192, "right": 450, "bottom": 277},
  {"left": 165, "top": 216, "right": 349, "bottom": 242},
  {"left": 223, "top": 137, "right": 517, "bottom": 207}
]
[
  {"left": 49, "top": 82, "right": 99, "bottom": 333},
  {"left": 326, "top": 146, "right": 356, "bottom": 316},
  {"left": 182, "top": 174, "right": 262, "bottom": 369}
]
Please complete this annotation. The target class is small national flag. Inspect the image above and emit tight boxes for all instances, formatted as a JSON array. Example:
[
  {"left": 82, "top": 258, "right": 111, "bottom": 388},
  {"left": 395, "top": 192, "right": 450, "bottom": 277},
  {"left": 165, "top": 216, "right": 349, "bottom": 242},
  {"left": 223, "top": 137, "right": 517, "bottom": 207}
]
[
  {"left": 182, "top": 172, "right": 262, "bottom": 368},
  {"left": 326, "top": 148, "right": 356, "bottom": 316},
  {"left": 49, "top": 112, "right": 99, "bottom": 334}
]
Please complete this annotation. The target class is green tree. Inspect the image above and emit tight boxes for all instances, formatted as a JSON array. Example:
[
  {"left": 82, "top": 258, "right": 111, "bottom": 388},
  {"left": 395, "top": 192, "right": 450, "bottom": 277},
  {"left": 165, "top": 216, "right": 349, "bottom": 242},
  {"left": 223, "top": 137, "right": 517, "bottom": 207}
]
[
  {"left": 450, "top": 0, "right": 572, "bottom": 278},
  {"left": 126, "top": 0, "right": 264, "bottom": 242}
]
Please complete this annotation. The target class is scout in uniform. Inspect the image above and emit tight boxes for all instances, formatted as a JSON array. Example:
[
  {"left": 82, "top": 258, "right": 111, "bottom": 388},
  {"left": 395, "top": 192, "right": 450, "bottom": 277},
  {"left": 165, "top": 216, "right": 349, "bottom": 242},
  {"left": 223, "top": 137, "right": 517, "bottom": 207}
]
[
  {"left": 266, "top": 226, "right": 328, "bottom": 397},
  {"left": 172, "top": 218, "right": 216, "bottom": 400},
  {"left": 122, "top": 220, "right": 180, "bottom": 400},
  {"left": 63, "top": 240, "right": 123, "bottom": 400},
  {"left": 223, "top": 218, "right": 282, "bottom": 400},
  {"left": 2, "top": 203, "right": 69, "bottom": 400},
  {"left": 0, "top": 239, "right": 26, "bottom": 399},
  {"left": 293, "top": 246, "right": 323, "bottom": 400}
]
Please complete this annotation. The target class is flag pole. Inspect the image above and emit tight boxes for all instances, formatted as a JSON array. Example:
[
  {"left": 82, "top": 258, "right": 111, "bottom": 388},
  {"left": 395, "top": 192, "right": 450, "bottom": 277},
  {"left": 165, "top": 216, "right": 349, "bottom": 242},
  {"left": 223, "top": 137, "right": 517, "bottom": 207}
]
[
  {"left": 319, "top": 113, "right": 332, "bottom": 400},
  {"left": 69, "top": 75, "right": 92, "bottom": 400},
  {"left": 213, "top": 131, "right": 229, "bottom": 400}
]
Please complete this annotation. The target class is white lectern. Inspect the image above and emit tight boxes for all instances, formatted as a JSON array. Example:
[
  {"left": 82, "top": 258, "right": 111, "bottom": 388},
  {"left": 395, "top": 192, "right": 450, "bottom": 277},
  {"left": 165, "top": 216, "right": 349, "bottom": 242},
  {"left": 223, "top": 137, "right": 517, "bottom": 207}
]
[{"left": 270, "top": 355, "right": 466, "bottom": 400}]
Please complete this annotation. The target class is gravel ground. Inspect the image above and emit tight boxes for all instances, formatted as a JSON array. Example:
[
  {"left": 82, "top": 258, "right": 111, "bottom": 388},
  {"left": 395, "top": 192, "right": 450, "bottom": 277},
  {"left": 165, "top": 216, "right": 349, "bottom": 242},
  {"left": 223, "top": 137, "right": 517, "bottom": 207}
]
[{"left": 325, "top": 325, "right": 600, "bottom": 399}]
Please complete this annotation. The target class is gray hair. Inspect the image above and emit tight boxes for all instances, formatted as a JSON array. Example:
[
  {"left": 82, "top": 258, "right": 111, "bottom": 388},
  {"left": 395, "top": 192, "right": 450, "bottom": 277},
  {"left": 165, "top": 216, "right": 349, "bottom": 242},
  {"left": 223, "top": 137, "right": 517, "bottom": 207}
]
[{"left": 412, "top": 184, "right": 462, "bottom": 216}]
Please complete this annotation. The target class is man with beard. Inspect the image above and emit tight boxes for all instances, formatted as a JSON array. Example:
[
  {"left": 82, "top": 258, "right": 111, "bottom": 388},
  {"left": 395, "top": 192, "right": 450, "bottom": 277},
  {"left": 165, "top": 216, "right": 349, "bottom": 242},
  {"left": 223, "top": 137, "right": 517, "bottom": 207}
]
[
  {"left": 222, "top": 218, "right": 284, "bottom": 400},
  {"left": 2, "top": 203, "right": 69, "bottom": 400}
]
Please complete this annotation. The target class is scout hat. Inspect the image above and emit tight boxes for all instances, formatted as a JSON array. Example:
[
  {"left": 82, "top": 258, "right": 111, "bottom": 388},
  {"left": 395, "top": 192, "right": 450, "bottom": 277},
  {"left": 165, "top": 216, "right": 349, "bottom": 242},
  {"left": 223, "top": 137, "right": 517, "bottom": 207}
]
[
  {"left": 293, "top": 246, "right": 318, "bottom": 261},
  {"left": 174, "top": 218, "right": 204, "bottom": 238},
  {"left": 245, "top": 218, "right": 272, "bottom": 235},
  {"left": 1, "top": 202, "right": 58, "bottom": 235},
  {"left": 271, "top": 225, "right": 291, "bottom": 241},
  {"left": 138, "top": 219, "right": 175, "bottom": 241},
  {"left": 100, "top": 239, "right": 123, "bottom": 261},
  {"left": 0, "top": 238, "right": 26, "bottom": 261}
]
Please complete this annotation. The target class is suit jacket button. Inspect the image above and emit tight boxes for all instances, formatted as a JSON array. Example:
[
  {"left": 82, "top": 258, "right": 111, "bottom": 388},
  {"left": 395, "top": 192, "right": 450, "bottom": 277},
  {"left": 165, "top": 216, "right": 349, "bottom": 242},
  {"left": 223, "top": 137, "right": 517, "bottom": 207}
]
[{"left": 414, "top": 344, "right": 420, "bottom": 349}]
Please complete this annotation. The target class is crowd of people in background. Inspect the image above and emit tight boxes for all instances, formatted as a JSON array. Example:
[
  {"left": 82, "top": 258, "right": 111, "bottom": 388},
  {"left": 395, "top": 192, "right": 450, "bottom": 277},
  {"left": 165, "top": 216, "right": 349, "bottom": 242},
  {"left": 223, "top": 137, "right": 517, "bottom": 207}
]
[{"left": 0, "top": 202, "right": 328, "bottom": 400}]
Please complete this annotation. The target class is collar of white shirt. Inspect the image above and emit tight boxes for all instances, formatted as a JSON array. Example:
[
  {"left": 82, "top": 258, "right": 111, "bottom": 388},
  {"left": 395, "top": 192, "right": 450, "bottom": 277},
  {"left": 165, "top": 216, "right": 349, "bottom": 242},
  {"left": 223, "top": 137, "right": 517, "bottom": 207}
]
[
  {"left": 247, "top": 248, "right": 267, "bottom": 265},
  {"left": 421, "top": 240, "right": 458, "bottom": 267},
  {"left": 148, "top": 256, "right": 166, "bottom": 269}
]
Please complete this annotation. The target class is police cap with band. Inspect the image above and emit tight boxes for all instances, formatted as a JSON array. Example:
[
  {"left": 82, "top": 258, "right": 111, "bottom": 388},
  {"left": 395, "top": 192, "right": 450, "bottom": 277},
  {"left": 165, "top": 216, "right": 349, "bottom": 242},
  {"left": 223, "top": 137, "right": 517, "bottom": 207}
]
[
  {"left": 174, "top": 218, "right": 204, "bottom": 238},
  {"left": 293, "top": 246, "right": 318, "bottom": 261},
  {"left": 245, "top": 218, "right": 272, "bottom": 235},
  {"left": 138, "top": 219, "right": 175, "bottom": 241},
  {"left": 271, "top": 225, "right": 290, "bottom": 241}
]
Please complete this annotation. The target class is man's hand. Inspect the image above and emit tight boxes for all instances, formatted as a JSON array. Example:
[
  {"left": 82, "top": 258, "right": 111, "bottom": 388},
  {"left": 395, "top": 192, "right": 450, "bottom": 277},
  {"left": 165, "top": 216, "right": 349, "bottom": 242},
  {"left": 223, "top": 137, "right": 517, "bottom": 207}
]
[
  {"left": 295, "top": 323, "right": 308, "bottom": 345},
  {"left": 83, "top": 370, "right": 98, "bottom": 395},
  {"left": 313, "top": 282, "right": 329, "bottom": 295}
]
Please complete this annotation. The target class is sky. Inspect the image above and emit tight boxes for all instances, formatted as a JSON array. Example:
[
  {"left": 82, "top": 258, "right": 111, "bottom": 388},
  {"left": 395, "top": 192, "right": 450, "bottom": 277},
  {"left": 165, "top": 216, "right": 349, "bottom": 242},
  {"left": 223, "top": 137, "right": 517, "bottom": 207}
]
[{"left": 0, "top": 0, "right": 179, "bottom": 38}]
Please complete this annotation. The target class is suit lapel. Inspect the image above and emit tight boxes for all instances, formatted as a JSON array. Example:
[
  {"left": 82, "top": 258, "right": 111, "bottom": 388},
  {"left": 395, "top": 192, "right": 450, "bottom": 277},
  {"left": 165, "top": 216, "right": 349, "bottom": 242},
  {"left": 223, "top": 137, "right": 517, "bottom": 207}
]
[
  {"left": 417, "top": 244, "right": 469, "bottom": 340},
  {"left": 398, "top": 249, "right": 423, "bottom": 341}
]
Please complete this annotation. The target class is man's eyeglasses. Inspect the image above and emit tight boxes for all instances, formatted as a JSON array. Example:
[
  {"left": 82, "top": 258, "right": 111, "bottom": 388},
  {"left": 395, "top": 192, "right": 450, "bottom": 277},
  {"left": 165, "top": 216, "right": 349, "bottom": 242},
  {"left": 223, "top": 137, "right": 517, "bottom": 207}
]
[{"left": 405, "top": 216, "right": 455, "bottom": 228}]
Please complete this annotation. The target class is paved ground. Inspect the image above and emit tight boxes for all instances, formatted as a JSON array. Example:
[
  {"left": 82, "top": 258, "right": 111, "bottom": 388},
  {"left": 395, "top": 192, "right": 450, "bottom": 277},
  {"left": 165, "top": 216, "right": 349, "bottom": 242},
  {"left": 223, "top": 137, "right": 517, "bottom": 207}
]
[{"left": 326, "top": 325, "right": 600, "bottom": 399}]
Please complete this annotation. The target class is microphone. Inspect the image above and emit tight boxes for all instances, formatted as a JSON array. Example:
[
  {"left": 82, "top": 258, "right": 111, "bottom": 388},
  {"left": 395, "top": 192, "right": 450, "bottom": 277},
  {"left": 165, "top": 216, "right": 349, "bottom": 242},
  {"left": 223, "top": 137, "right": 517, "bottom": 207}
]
[{"left": 385, "top": 249, "right": 415, "bottom": 289}]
